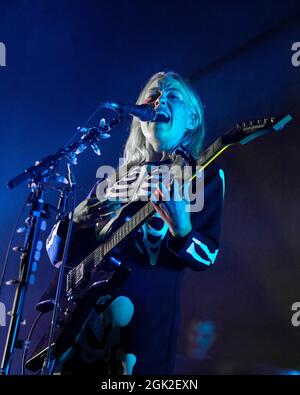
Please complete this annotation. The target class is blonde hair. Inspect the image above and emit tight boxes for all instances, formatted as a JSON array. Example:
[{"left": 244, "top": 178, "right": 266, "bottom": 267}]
[{"left": 121, "top": 71, "right": 205, "bottom": 171}]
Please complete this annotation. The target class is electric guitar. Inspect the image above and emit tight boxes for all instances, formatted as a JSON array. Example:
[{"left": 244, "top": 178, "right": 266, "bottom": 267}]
[{"left": 25, "top": 114, "right": 292, "bottom": 372}]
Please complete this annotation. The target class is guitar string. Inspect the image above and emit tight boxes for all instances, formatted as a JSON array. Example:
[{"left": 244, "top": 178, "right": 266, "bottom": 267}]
[{"left": 68, "top": 201, "right": 154, "bottom": 284}]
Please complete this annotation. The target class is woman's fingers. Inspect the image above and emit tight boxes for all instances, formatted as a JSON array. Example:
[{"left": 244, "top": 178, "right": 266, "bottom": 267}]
[
  {"left": 155, "top": 179, "right": 181, "bottom": 204},
  {"left": 159, "top": 181, "right": 170, "bottom": 201},
  {"left": 173, "top": 178, "right": 184, "bottom": 201},
  {"left": 73, "top": 197, "right": 122, "bottom": 230},
  {"left": 151, "top": 190, "right": 171, "bottom": 220}
]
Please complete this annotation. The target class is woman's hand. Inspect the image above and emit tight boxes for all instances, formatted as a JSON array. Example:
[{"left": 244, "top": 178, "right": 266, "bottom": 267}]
[
  {"left": 151, "top": 179, "right": 192, "bottom": 238},
  {"left": 69, "top": 197, "right": 122, "bottom": 231}
]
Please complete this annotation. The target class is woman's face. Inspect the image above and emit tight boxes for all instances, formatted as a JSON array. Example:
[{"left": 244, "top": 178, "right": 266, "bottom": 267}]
[{"left": 140, "top": 77, "right": 196, "bottom": 153}]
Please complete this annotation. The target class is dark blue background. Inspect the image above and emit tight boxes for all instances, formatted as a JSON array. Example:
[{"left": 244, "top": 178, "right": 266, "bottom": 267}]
[{"left": 0, "top": 0, "right": 300, "bottom": 374}]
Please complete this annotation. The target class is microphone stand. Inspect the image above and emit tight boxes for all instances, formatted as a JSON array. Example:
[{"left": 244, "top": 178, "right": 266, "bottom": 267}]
[
  {"left": 0, "top": 117, "right": 121, "bottom": 375},
  {"left": 0, "top": 184, "right": 46, "bottom": 375},
  {"left": 41, "top": 163, "right": 76, "bottom": 375}
]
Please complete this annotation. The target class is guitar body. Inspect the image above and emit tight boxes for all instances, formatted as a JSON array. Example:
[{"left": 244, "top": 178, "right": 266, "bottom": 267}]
[
  {"left": 26, "top": 198, "right": 151, "bottom": 372},
  {"left": 26, "top": 259, "right": 132, "bottom": 372}
]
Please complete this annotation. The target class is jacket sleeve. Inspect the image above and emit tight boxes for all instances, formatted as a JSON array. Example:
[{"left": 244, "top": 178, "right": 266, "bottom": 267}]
[{"left": 165, "top": 162, "right": 225, "bottom": 271}]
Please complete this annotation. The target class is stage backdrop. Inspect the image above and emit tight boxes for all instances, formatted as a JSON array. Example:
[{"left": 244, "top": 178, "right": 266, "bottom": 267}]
[{"left": 0, "top": 0, "right": 299, "bottom": 374}]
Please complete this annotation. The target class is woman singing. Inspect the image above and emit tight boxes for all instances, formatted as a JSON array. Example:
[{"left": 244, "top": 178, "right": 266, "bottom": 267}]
[{"left": 45, "top": 71, "right": 225, "bottom": 375}]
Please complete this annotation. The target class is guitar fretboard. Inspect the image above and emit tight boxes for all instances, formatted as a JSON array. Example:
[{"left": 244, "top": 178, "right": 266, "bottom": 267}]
[
  {"left": 197, "top": 136, "right": 223, "bottom": 166},
  {"left": 98, "top": 200, "right": 154, "bottom": 261}
]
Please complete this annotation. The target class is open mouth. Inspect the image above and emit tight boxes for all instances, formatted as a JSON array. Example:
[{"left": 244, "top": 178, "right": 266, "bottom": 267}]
[{"left": 155, "top": 110, "right": 171, "bottom": 123}]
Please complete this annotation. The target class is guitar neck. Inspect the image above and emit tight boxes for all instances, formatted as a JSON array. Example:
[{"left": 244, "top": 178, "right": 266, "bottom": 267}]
[
  {"left": 100, "top": 200, "right": 154, "bottom": 257},
  {"left": 197, "top": 136, "right": 229, "bottom": 169}
]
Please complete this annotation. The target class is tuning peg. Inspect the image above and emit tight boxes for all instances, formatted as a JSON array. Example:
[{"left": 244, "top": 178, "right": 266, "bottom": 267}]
[{"left": 91, "top": 143, "right": 101, "bottom": 156}]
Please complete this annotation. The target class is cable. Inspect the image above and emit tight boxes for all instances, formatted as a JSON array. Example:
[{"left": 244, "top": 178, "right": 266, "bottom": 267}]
[{"left": 21, "top": 311, "right": 43, "bottom": 376}]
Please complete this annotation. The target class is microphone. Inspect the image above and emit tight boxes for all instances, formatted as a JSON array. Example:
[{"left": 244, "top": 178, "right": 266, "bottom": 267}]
[{"left": 102, "top": 101, "right": 170, "bottom": 123}]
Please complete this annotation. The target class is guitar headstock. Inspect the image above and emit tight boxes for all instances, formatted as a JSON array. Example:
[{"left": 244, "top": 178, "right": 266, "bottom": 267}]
[{"left": 222, "top": 115, "right": 292, "bottom": 146}]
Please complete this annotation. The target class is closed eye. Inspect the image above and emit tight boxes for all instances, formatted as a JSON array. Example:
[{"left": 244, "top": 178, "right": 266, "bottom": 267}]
[{"left": 166, "top": 91, "right": 183, "bottom": 101}]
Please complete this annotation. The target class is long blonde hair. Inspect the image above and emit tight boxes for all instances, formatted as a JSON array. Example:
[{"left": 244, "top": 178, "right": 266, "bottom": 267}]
[{"left": 121, "top": 71, "right": 205, "bottom": 172}]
